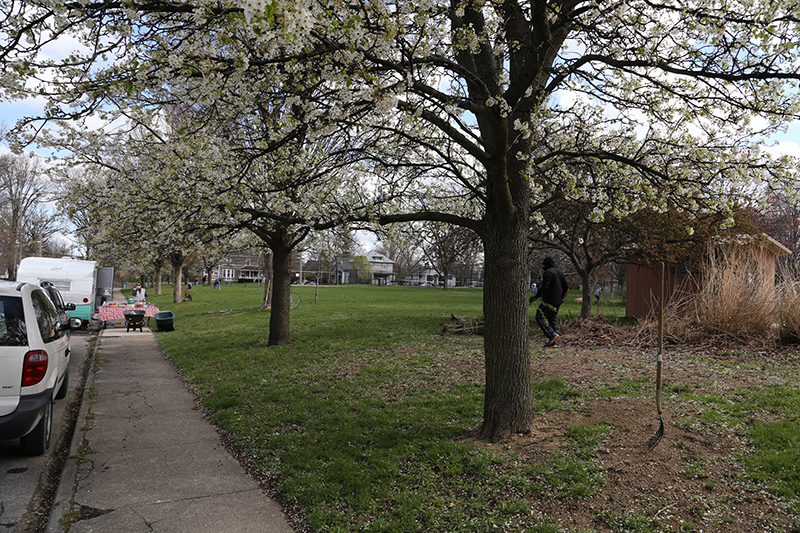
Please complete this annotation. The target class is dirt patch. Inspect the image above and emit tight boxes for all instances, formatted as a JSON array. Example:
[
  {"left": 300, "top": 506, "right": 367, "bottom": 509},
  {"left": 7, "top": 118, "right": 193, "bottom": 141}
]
[{"left": 477, "top": 322, "right": 800, "bottom": 532}]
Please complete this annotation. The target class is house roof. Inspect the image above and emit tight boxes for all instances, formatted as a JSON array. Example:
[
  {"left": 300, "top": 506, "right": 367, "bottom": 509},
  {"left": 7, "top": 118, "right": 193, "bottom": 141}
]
[{"left": 366, "top": 250, "right": 395, "bottom": 264}]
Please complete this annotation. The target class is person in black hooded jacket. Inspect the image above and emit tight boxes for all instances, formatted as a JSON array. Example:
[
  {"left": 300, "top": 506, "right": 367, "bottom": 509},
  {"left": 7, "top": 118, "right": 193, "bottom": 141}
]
[{"left": 530, "top": 256, "right": 569, "bottom": 347}]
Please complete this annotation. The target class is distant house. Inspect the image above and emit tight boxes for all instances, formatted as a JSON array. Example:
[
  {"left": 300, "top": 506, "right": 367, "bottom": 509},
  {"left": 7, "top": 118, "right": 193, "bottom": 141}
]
[
  {"left": 217, "top": 250, "right": 396, "bottom": 285},
  {"left": 403, "top": 267, "right": 456, "bottom": 288},
  {"left": 625, "top": 233, "right": 791, "bottom": 318},
  {"left": 210, "top": 252, "right": 265, "bottom": 284},
  {"left": 332, "top": 257, "right": 351, "bottom": 284},
  {"left": 365, "top": 251, "right": 395, "bottom": 285},
  {"left": 302, "top": 257, "right": 351, "bottom": 284}
]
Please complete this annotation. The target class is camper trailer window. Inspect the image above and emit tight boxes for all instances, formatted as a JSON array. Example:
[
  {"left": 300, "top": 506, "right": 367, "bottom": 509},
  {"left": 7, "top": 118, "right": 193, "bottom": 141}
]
[{"left": 46, "top": 280, "right": 72, "bottom": 293}]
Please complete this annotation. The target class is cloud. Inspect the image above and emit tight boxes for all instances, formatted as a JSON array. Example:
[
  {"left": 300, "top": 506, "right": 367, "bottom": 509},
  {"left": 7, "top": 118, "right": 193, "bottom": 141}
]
[{"left": 763, "top": 140, "right": 800, "bottom": 159}]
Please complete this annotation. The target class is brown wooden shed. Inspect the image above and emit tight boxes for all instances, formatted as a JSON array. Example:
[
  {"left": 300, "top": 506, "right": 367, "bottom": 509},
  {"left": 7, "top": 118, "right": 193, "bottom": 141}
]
[
  {"left": 625, "top": 262, "right": 694, "bottom": 318},
  {"left": 625, "top": 234, "right": 791, "bottom": 318}
]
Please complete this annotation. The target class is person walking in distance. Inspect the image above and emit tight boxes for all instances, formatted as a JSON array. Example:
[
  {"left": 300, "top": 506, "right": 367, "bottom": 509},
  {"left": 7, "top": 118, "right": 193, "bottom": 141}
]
[{"left": 530, "top": 256, "right": 569, "bottom": 347}]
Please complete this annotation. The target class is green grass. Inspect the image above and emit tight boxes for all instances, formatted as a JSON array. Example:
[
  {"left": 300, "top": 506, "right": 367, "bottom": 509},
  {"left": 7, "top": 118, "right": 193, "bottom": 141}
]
[
  {"left": 595, "top": 377, "right": 649, "bottom": 398},
  {"left": 531, "top": 376, "right": 583, "bottom": 411},
  {"left": 133, "top": 283, "right": 800, "bottom": 531},
  {"left": 683, "top": 455, "right": 710, "bottom": 480},
  {"left": 558, "top": 291, "right": 626, "bottom": 321},
  {"left": 683, "top": 384, "right": 800, "bottom": 507},
  {"left": 136, "top": 284, "right": 614, "bottom": 531},
  {"left": 526, "top": 423, "right": 612, "bottom": 499}
]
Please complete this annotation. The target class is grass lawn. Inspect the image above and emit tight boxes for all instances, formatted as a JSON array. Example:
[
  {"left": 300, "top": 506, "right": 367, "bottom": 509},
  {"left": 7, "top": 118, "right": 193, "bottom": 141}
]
[
  {"left": 149, "top": 284, "right": 497, "bottom": 531},
  {"left": 132, "top": 283, "right": 800, "bottom": 532}
]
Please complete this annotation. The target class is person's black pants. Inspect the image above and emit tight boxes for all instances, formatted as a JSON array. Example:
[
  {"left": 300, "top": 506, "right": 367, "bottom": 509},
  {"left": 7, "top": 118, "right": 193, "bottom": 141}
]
[{"left": 535, "top": 303, "right": 559, "bottom": 340}]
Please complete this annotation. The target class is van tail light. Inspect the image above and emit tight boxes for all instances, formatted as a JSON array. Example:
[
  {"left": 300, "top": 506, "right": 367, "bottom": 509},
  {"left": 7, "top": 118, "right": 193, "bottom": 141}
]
[{"left": 22, "top": 350, "right": 48, "bottom": 387}]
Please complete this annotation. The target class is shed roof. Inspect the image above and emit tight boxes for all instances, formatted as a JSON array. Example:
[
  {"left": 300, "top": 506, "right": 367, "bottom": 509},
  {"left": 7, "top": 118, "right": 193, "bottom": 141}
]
[{"left": 715, "top": 233, "right": 791, "bottom": 257}]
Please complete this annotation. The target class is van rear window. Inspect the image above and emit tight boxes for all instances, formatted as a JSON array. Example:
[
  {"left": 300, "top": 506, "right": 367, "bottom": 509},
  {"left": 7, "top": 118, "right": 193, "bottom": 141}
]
[{"left": 0, "top": 296, "right": 27, "bottom": 346}]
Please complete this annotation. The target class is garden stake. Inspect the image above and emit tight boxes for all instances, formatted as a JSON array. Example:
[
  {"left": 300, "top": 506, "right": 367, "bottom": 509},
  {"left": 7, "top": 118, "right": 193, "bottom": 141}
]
[{"left": 647, "top": 262, "right": 665, "bottom": 452}]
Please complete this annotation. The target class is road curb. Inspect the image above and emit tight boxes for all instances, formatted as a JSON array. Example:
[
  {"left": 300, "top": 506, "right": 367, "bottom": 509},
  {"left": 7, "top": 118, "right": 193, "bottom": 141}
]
[{"left": 44, "top": 332, "right": 102, "bottom": 533}]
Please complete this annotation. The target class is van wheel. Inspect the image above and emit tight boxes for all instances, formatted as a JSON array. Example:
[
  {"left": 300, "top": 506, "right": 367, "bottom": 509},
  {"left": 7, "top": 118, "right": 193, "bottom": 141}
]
[
  {"left": 56, "top": 370, "right": 69, "bottom": 400},
  {"left": 20, "top": 398, "right": 53, "bottom": 456},
  {"left": 55, "top": 369, "right": 69, "bottom": 400}
]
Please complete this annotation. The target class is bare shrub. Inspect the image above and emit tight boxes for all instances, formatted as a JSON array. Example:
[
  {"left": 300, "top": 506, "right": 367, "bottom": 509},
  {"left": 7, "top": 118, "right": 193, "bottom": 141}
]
[
  {"left": 777, "top": 274, "right": 800, "bottom": 344},
  {"left": 692, "top": 245, "right": 776, "bottom": 343},
  {"left": 567, "top": 244, "right": 791, "bottom": 348},
  {"left": 629, "top": 277, "right": 704, "bottom": 347}
]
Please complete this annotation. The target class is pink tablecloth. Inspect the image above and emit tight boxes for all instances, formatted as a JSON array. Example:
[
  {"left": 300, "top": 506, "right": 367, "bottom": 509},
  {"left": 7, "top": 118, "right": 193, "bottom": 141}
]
[{"left": 99, "top": 306, "right": 160, "bottom": 321}]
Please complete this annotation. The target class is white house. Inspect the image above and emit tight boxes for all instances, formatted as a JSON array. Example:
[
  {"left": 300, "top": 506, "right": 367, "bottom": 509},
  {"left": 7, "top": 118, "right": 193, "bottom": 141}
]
[
  {"left": 403, "top": 267, "right": 456, "bottom": 288},
  {"left": 366, "top": 250, "right": 395, "bottom": 285},
  {"left": 211, "top": 252, "right": 264, "bottom": 284}
]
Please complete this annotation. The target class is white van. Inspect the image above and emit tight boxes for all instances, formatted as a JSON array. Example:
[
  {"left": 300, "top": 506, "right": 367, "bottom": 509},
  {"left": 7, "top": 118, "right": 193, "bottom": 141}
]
[
  {"left": 0, "top": 281, "right": 79, "bottom": 454},
  {"left": 16, "top": 257, "right": 98, "bottom": 323}
]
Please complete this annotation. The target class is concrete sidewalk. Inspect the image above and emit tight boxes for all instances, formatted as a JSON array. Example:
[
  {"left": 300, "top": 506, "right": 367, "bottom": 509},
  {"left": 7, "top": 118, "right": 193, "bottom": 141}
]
[{"left": 47, "top": 325, "right": 293, "bottom": 532}]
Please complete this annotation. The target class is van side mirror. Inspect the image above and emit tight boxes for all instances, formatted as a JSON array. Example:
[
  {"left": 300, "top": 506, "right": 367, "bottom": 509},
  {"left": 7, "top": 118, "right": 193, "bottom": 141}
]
[{"left": 65, "top": 303, "right": 76, "bottom": 311}]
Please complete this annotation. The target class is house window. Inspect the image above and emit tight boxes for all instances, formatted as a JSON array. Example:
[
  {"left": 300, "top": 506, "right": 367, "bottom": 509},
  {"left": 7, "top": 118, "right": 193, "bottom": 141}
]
[{"left": 223, "top": 268, "right": 235, "bottom": 280}]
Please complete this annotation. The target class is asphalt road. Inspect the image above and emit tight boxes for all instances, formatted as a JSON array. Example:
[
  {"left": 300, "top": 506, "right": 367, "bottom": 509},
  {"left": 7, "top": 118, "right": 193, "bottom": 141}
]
[{"left": 0, "top": 330, "right": 94, "bottom": 532}]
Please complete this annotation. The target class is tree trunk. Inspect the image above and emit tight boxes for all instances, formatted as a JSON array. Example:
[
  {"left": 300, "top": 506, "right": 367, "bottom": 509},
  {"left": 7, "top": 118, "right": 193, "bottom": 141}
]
[
  {"left": 155, "top": 265, "right": 163, "bottom": 296},
  {"left": 168, "top": 253, "right": 186, "bottom": 304},
  {"left": 580, "top": 270, "right": 593, "bottom": 319},
  {"left": 268, "top": 243, "right": 292, "bottom": 346},
  {"left": 261, "top": 248, "right": 273, "bottom": 308},
  {"left": 152, "top": 257, "right": 164, "bottom": 296},
  {"left": 172, "top": 265, "right": 183, "bottom": 303},
  {"left": 479, "top": 212, "right": 535, "bottom": 441}
]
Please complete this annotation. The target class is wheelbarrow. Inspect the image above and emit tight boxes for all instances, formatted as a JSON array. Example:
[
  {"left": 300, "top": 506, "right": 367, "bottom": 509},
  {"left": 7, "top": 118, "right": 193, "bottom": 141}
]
[{"left": 123, "top": 309, "right": 146, "bottom": 332}]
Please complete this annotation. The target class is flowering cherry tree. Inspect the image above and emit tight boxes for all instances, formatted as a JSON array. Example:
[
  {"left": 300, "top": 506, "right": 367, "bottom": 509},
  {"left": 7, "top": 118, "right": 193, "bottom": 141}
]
[{"left": 3, "top": 0, "right": 800, "bottom": 440}]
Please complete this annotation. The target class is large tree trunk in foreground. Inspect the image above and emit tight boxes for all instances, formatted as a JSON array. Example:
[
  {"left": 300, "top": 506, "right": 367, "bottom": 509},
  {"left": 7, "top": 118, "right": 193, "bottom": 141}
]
[
  {"left": 268, "top": 241, "right": 292, "bottom": 346},
  {"left": 479, "top": 199, "right": 535, "bottom": 441}
]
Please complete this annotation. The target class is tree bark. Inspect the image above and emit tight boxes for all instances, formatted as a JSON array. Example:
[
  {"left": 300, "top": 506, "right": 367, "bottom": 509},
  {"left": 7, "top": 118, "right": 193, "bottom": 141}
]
[
  {"left": 154, "top": 265, "right": 162, "bottom": 296},
  {"left": 261, "top": 247, "right": 273, "bottom": 308},
  {"left": 167, "top": 252, "right": 186, "bottom": 304},
  {"left": 171, "top": 264, "right": 183, "bottom": 303},
  {"left": 152, "top": 257, "right": 164, "bottom": 296},
  {"left": 479, "top": 201, "right": 535, "bottom": 441},
  {"left": 580, "top": 270, "right": 593, "bottom": 319},
  {"left": 268, "top": 242, "right": 292, "bottom": 346}
]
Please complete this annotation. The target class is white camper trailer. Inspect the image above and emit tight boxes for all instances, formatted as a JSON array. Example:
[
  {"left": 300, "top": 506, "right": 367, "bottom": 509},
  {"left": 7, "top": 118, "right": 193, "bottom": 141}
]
[{"left": 16, "top": 257, "right": 98, "bottom": 322}]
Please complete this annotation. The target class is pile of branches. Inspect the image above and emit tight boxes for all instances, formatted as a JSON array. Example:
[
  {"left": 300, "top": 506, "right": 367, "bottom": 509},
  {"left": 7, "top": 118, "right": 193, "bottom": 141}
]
[{"left": 441, "top": 314, "right": 484, "bottom": 335}]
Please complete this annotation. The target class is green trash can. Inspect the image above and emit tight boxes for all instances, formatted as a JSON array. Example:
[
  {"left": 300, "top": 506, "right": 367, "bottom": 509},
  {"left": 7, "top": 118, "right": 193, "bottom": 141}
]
[{"left": 155, "top": 310, "right": 175, "bottom": 332}]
